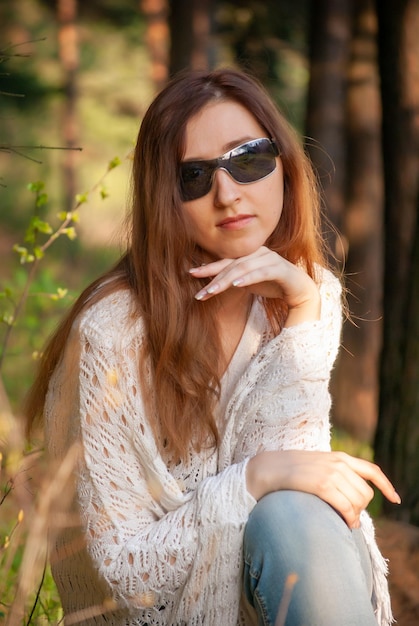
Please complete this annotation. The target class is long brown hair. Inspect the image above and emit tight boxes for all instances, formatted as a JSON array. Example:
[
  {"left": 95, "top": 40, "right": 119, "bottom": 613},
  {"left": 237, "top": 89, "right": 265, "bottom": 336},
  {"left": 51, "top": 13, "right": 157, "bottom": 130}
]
[{"left": 25, "top": 67, "right": 327, "bottom": 460}]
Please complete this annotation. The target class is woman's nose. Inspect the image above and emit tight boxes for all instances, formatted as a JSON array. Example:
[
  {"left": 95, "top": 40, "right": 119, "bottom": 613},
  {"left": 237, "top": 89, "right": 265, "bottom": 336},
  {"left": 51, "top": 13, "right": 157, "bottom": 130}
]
[{"left": 212, "top": 167, "right": 241, "bottom": 207}]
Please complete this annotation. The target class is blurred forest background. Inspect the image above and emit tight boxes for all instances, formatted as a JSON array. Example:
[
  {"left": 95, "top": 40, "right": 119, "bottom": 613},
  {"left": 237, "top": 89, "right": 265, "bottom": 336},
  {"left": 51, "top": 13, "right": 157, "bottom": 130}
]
[{"left": 0, "top": 0, "right": 418, "bottom": 623}]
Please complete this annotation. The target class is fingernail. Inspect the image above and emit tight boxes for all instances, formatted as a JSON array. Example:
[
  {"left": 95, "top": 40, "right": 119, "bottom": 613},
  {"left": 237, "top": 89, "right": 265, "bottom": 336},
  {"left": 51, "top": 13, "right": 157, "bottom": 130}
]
[
  {"left": 232, "top": 278, "right": 244, "bottom": 287},
  {"left": 394, "top": 491, "right": 402, "bottom": 504},
  {"left": 206, "top": 283, "right": 219, "bottom": 294},
  {"left": 189, "top": 263, "right": 207, "bottom": 273},
  {"left": 194, "top": 290, "right": 206, "bottom": 300}
]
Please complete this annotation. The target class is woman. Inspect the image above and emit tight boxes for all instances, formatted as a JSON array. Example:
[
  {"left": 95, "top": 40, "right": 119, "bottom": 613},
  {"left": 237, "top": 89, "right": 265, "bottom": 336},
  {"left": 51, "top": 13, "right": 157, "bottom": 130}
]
[{"left": 26, "top": 68, "right": 399, "bottom": 625}]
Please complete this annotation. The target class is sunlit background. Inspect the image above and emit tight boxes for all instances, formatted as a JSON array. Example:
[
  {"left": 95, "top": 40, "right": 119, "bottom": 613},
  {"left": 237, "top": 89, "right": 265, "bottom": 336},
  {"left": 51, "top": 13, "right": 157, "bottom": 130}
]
[{"left": 1, "top": 0, "right": 418, "bottom": 623}]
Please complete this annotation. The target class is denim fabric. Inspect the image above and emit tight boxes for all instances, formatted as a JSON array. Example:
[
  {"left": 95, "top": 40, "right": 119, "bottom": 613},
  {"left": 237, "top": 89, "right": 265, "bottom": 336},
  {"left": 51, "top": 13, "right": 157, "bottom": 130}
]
[{"left": 243, "top": 491, "right": 377, "bottom": 626}]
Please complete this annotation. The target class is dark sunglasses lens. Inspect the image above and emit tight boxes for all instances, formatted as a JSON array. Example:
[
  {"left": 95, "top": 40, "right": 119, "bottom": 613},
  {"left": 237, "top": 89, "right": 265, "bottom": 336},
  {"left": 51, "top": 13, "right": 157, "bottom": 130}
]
[
  {"left": 180, "top": 164, "right": 213, "bottom": 201},
  {"left": 230, "top": 150, "right": 276, "bottom": 183},
  {"left": 180, "top": 139, "right": 279, "bottom": 201}
]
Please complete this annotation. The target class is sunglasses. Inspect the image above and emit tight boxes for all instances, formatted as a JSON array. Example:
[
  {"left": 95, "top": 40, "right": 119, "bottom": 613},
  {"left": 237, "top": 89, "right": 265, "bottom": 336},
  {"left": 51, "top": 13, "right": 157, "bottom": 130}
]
[{"left": 179, "top": 137, "right": 280, "bottom": 202}]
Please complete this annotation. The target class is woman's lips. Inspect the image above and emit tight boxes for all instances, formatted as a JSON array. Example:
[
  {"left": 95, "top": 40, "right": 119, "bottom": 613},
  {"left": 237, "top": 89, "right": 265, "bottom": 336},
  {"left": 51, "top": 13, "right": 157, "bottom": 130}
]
[{"left": 216, "top": 215, "right": 255, "bottom": 230}]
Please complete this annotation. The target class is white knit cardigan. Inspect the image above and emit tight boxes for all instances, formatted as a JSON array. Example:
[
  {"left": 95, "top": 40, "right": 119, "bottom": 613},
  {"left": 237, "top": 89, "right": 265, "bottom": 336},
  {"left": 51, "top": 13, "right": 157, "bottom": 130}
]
[{"left": 45, "top": 267, "right": 392, "bottom": 625}]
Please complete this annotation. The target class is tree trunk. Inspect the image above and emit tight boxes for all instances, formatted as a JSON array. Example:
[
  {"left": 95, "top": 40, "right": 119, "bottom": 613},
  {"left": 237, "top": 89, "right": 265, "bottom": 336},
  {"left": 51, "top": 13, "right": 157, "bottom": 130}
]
[
  {"left": 330, "top": 0, "right": 383, "bottom": 441},
  {"left": 141, "top": 0, "right": 213, "bottom": 91},
  {"left": 374, "top": 0, "right": 419, "bottom": 524},
  {"left": 141, "top": 0, "right": 170, "bottom": 92},
  {"left": 57, "top": 0, "right": 79, "bottom": 214},
  {"left": 305, "top": 0, "right": 353, "bottom": 265},
  {"left": 169, "top": 0, "right": 213, "bottom": 76}
]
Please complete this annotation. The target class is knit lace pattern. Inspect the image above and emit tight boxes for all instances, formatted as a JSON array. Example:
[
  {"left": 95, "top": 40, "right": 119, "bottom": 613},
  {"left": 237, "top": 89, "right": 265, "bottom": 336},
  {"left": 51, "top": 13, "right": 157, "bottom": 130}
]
[{"left": 45, "top": 267, "right": 392, "bottom": 625}]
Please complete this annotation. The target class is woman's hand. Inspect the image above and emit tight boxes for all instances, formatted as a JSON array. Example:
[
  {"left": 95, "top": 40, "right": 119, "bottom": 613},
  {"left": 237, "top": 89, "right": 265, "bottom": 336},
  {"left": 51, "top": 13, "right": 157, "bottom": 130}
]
[
  {"left": 246, "top": 449, "right": 401, "bottom": 529},
  {"left": 189, "top": 246, "right": 321, "bottom": 326}
]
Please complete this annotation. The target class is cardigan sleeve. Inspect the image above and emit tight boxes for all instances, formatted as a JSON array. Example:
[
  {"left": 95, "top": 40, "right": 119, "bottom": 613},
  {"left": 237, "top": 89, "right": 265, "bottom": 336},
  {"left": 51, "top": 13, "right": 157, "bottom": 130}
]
[
  {"left": 48, "top": 295, "right": 255, "bottom": 614},
  {"left": 273, "top": 266, "right": 343, "bottom": 379},
  {"left": 222, "top": 267, "right": 343, "bottom": 462}
]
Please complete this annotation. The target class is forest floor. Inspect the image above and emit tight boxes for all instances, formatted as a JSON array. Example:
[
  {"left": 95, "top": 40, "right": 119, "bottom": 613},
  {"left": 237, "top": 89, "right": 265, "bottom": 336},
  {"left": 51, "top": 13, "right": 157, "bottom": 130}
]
[{"left": 376, "top": 519, "right": 419, "bottom": 625}]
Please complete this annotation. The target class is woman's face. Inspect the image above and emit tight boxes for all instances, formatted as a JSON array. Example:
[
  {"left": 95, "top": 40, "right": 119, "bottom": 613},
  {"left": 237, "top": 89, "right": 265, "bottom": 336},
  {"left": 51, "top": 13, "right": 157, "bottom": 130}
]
[{"left": 181, "top": 100, "right": 284, "bottom": 261}]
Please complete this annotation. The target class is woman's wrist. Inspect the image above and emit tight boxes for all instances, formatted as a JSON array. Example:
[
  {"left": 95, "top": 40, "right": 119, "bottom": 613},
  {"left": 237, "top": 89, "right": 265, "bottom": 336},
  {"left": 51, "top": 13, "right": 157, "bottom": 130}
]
[
  {"left": 246, "top": 455, "right": 265, "bottom": 501},
  {"left": 284, "top": 287, "right": 321, "bottom": 328},
  {"left": 246, "top": 452, "right": 282, "bottom": 501}
]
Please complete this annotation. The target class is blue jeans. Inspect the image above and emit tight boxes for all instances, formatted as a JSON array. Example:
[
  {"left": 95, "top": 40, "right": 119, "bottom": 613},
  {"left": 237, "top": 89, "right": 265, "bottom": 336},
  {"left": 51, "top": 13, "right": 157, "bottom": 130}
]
[{"left": 243, "top": 491, "right": 377, "bottom": 626}]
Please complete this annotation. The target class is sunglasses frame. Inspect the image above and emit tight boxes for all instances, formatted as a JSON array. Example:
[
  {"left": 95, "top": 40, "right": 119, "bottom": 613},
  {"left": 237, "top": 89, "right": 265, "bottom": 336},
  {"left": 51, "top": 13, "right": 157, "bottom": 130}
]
[{"left": 179, "top": 137, "right": 280, "bottom": 202}]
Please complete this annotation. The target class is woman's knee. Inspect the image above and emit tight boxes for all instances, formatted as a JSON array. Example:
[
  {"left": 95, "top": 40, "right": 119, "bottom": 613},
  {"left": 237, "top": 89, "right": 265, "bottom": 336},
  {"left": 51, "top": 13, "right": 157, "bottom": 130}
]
[
  {"left": 243, "top": 490, "right": 376, "bottom": 626},
  {"left": 244, "top": 490, "right": 347, "bottom": 560}
]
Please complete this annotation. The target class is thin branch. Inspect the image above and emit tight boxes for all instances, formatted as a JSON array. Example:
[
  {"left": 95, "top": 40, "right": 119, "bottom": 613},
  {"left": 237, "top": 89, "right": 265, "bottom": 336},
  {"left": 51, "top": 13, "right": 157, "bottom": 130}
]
[
  {"left": 0, "top": 145, "right": 83, "bottom": 164},
  {"left": 0, "top": 479, "right": 14, "bottom": 506},
  {"left": 25, "top": 554, "right": 47, "bottom": 625},
  {"left": 0, "top": 91, "right": 25, "bottom": 98},
  {"left": 0, "top": 149, "right": 42, "bottom": 164},
  {"left": 0, "top": 38, "right": 47, "bottom": 57},
  {"left": 0, "top": 145, "right": 83, "bottom": 151},
  {"left": 0, "top": 153, "right": 126, "bottom": 371},
  {"left": 0, "top": 261, "right": 41, "bottom": 369}
]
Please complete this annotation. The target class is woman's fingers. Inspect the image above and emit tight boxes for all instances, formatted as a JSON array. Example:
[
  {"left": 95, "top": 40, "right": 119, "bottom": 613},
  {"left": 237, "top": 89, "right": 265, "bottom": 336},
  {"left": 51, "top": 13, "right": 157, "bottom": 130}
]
[
  {"left": 286, "top": 452, "right": 375, "bottom": 527},
  {"left": 335, "top": 452, "right": 401, "bottom": 505},
  {"left": 247, "top": 450, "right": 401, "bottom": 529},
  {"left": 189, "top": 249, "right": 273, "bottom": 300},
  {"left": 320, "top": 453, "right": 400, "bottom": 527},
  {"left": 189, "top": 247, "right": 317, "bottom": 304},
  {"left": 312, "top": 454, "right": 376, "bottom": 527}
]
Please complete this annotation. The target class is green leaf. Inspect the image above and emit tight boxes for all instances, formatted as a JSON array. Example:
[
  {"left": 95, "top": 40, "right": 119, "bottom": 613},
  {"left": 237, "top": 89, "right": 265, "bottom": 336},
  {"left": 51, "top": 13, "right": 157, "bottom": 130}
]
[
  {"left": 75, "top": 192, "right": 88, "bottom": 205},
  {"left": 1, "top": 313, "right": 15, "bottom": 325},
  {"left": 13, "top": 244, "right": 27, "bottom": 256},
  {"left": 108, "top": 156, "right": 121, "bottom": 170},
  {"left": 57, "top": 210, "right": 80, "bottom": 223},
  {"left": 24, "top": 216, "right": 53, "bottom": 244},
  {"left": 0, "top": 287, "right": 13, "bottom": 299},
  {"left": 27, "top": 181, "right": 45, "bottom": 193},
  {"left": 50, "top": 287, "right": 68, "bottom": 301},
  {"left": 62, "top": 227, "right": 77, "bottom": 240},
  {"left": 33, "top": 246, "right": 44, "bottom": 259},
  {"left": 32, "top": 217, "right": 53, "bottom": 235},
  {"left": 36, "top": 192, "right": 48, "bottom": 208},
  {"left": 13, "top": 244, "right": 35, "bottom": 264},
  {"left": 100, "top": 186, "right": 109, "bottom": 199},
  {"left": 24, "top": 230, "right": 35, "bottom": 244}
]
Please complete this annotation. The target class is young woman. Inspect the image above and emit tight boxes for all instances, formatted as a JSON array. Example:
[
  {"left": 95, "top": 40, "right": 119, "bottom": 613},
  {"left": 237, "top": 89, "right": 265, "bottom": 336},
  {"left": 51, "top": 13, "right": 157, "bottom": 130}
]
[{"left": 26, "top": 68, "right": 399, "bottom": 625}]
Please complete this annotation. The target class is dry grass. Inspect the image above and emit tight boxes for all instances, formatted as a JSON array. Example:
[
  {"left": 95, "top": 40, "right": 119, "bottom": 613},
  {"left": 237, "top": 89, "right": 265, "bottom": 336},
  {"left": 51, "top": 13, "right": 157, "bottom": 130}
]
[{"left": 0, "top": 378, "right": 72, "bottom": 624}]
